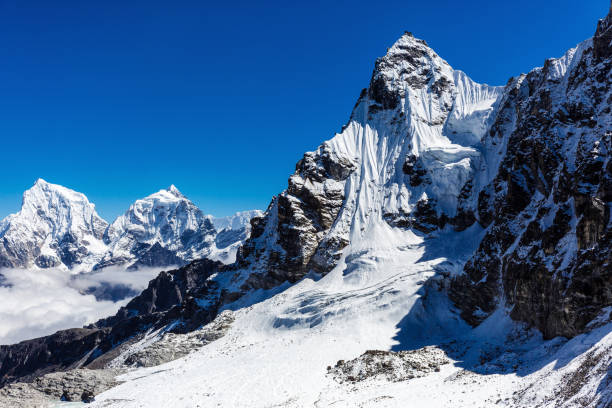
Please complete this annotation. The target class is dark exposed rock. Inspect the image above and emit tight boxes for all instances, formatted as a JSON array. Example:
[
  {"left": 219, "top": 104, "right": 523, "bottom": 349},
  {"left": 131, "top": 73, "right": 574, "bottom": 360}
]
[
  {"left": 328, "top": 346, "right": 449, "bottom": 383},
  {"left": 450, "top": 18, "right": 612, "bottom": 339},
  {"left": 594, "top": 10, "right": 612, "bottom": 61},
  {"left": 0, "top": 259, "right": 224, "bottom": 386},
  {"left": 402, "top": 154, "right": 429, "bottom": 187},
  {"left": 127, "top": 242, "right": 183, "bottom": 270},
  {"left": 237, "top": 140, "right": 355, "bottom": 288}
]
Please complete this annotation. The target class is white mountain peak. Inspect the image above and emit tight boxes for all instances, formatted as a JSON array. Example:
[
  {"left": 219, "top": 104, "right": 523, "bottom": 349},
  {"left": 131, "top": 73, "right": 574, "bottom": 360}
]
[
  {"left": 166, "top": 184, "right": 183, "bottom": 197},
  {"left": 0, "top": 179, "right": 108, "bottom": 270}
]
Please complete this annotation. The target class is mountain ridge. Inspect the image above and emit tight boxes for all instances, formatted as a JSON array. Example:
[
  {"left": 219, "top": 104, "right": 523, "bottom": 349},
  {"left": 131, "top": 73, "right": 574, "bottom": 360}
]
[{"left": 0, "top": 180, "right": 260, "bottom": 271}]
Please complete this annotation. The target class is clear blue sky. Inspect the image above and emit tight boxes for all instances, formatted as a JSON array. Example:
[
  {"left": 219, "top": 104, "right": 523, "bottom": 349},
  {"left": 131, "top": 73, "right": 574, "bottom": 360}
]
[{"left": 0, "top": 0, "right": 608, "bottom": 220}]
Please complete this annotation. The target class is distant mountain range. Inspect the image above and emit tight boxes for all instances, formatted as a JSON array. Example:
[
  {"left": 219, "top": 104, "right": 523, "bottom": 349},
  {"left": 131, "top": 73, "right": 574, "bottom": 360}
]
[{"left": 0, "top": 179, "right": 262, "bottom": 271}]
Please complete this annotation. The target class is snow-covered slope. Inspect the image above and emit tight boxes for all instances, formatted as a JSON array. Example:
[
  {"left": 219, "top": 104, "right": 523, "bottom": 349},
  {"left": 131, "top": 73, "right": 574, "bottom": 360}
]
[{"left": 0, "top": 179, "right": 108, "bottom": 272}]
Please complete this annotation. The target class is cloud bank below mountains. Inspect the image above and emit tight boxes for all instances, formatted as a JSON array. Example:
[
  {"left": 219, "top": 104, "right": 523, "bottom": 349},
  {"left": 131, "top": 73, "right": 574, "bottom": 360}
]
[{"left": 0, "top": 267, "right": 163, "bottom": 345}]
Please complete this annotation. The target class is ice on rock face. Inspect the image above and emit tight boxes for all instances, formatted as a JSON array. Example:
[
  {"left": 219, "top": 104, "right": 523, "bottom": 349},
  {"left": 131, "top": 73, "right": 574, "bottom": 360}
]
[{"left": 333, "top": 32, "right": 504, "bottom": 231}]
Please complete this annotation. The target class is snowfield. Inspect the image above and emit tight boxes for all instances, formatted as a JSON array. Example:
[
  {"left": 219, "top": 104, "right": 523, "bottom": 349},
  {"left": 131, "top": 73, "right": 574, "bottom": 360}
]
[{"left": 86, "top": 222, "right": 611, "bottom": 407}]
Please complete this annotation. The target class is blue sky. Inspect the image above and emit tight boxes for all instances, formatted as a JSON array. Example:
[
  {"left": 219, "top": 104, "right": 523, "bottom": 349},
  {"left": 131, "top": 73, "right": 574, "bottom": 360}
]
[{"left": 0, "top": 0, "right": 608, "bottom": 219}]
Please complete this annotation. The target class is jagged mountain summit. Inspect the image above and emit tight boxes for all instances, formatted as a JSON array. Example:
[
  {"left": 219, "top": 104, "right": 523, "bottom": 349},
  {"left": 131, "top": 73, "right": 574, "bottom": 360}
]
[
  {"left": 1, "top": 7, "right": 611, "bottom": 408},
  {"left": 0, "top": 179, "right": 108, "bottom": 271},
  {"left": 97, "top": 185, "right": 218, "bottom": 270},
  {"left": 0, "top": 181, "right": 260, "bottom": 271}
]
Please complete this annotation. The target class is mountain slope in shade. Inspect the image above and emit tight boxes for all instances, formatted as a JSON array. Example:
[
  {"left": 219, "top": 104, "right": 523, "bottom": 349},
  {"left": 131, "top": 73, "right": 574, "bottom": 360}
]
[{"left": 0, "top": 179, "right": 108, "bottom": 271}]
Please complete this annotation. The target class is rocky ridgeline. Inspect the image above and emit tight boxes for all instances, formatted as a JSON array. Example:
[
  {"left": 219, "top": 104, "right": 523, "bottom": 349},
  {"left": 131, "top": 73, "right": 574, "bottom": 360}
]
[{"left": 450, "top": 10, "right": 612, "bottom": 339}]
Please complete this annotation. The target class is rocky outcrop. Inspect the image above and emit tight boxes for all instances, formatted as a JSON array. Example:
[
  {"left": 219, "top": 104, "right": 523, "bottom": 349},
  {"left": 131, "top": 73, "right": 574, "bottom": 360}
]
[
  {"left": 236, "top": 141, "right": 356, "bottom": 289},
  {"left": 327, "top": 346, "right": 449, "bottom": 383},
  {"left": 0, "top": 368, "right": 121, "bottom": 406},
  {"left": 121, "top": 310, "right": 234, "bottom": 368}
]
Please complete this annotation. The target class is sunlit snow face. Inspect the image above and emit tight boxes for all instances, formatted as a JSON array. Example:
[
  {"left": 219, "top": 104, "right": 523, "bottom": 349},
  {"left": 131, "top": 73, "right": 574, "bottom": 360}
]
[{"left": 0, "top": 267, "right": 161, "bottom": 345}]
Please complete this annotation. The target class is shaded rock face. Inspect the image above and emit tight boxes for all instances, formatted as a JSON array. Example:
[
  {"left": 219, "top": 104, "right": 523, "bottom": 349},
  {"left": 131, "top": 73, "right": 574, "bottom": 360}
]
[
  {"left": 236, "top": 141, "right": 356, "bottom": 289},
  {"left": 0, "top": 328, "right": 111, "bottom": 385},
  {"left": 450, "top": 17, "right": 612, "bottom": 339}
]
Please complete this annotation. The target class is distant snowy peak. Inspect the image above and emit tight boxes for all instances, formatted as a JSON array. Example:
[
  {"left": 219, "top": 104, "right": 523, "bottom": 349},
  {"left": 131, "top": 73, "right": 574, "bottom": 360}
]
[
  {"left": 0, "top": 182, "right": 261, "bottom": 271},
  {"left": 211, "top": 210, "right": 263, "bottom": 232},
  {"left": 99, "top": 185, "right": 217, "bottom": 270},
  {"left": 0, "top": 179, "right": 108, "bottom": 271}
]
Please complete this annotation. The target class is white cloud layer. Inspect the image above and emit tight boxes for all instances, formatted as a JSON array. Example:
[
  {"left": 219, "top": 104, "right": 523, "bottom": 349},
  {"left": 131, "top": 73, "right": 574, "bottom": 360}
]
[{"left": 0, "top": 267, "right": 162, "bottom": 345}]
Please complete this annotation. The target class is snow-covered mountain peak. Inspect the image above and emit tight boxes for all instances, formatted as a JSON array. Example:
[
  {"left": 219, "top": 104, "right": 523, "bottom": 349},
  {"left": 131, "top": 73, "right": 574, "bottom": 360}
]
[
  {"left": 165, "top": 184, "right": 184, "bottom": 198},
  {"left": 0, "top": 179, "right": 108, "bottom": 270},
  {"left": 24, "top": 178, "right": 90, "bottom": 207},
  {"left": 0, "top": 180, "right": 261, "bottom": 271},
  {"left": 19, "top": 178, "right": 107, "bottom": 237},
  {"left": 211, "top": 210, "right": 263, "bottom": 232},
  {"left": 97, "top": 186, "right": 218, "bottom": 270}
]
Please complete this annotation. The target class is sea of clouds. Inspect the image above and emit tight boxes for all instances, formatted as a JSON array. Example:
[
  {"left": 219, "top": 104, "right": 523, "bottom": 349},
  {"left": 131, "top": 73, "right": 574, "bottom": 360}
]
[{"left": 0, "top": 267, "right": 164, "bottom": 345}]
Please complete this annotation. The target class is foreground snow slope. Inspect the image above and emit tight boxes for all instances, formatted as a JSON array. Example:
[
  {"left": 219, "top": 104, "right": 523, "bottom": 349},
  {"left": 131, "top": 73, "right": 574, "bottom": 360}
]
[{"left": 91, "top": 223, "right": 611, "bottom": 407}]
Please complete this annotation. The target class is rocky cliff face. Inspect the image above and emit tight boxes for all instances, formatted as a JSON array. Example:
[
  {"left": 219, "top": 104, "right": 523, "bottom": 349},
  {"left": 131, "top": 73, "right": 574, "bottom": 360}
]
[{"left": 450, "top": 14, "right": 612, "bottom": 339}]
